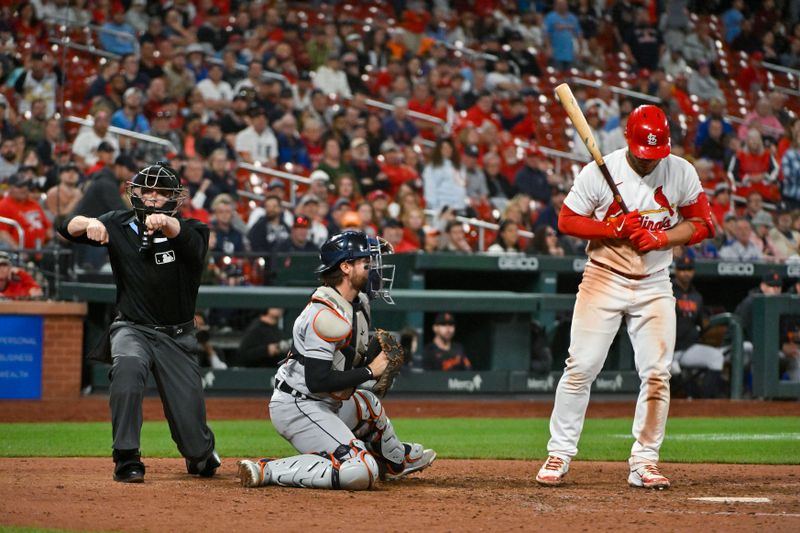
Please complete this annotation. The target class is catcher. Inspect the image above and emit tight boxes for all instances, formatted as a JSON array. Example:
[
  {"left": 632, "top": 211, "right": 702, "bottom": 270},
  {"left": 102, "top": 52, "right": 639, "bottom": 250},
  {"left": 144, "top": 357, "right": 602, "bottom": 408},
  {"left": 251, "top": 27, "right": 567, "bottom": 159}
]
[{"left": 237, "top": 230, "right": 436, "bottom": 490}]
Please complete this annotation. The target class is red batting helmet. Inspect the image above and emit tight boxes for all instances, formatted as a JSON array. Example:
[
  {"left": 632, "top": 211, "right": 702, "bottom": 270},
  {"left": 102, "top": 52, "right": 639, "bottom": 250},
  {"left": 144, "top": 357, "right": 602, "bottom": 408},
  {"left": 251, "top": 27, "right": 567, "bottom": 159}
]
[{"left": 625, "top": 105, "right": 671, "bottom": 159}]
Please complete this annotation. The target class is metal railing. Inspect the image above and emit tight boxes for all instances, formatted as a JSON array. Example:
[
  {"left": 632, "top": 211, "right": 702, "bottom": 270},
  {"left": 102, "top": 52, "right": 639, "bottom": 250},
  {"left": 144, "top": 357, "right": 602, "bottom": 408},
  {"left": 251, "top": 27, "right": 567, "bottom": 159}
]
[
  {"left": 66, "top": 116, "right": 179, "bottom": 153},
  {"left": 424, "top": 209, "right": 534, "bottom": 251},
  {"left": 571, "top": 77, "right": 663, "bottom": 104},
  {"left": 237, "top": 162, "right": 311, "bottom": 206},
  {"left": 0, "top": 216, "right": 25, "bottom": 250},
  {"left": 49, "top": 38, "right": 121, "bottom": 60}
]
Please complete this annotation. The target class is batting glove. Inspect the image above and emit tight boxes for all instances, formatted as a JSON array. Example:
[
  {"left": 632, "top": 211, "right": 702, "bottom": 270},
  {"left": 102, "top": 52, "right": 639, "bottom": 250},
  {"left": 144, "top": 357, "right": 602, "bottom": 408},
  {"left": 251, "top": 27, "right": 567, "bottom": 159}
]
[
  {"left": 608, "top": 210, "right": 641, "bottom": 239},
  {"left": 630, "top": 228, "right": 669, "bottom": 251}
]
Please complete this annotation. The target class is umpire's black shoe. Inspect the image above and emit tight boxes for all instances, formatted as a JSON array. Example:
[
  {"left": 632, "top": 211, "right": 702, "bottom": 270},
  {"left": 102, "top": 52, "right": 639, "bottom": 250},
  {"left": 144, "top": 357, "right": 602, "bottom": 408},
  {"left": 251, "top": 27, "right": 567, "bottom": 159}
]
[
  {"left": 113, "top": 463, "right": 145, "bottom": 483},
  {"left": 187, "top": 450, "right": 221, "bottom": 478}
]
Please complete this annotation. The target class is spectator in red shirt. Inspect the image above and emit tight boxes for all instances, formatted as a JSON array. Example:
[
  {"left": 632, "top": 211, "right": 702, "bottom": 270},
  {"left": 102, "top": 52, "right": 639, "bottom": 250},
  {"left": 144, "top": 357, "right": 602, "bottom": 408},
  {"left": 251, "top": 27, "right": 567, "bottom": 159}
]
[
  {"left": 0, "top": 174, "right": 52, "bottom": 249},
  {"left": 728, "top": 128, "right": 780, "bottom": 202},
  {"left": 0, "top": 251, "right": 43, "bottom": 299},
  {"left": 709, "top": 183, "right": 733, "bottom": 233},
  {"left": 381, "top": 218, "right": 417, "bottom": 254},
  {"left": 379, "top": 139, "right": 420, "bottom": 198}
]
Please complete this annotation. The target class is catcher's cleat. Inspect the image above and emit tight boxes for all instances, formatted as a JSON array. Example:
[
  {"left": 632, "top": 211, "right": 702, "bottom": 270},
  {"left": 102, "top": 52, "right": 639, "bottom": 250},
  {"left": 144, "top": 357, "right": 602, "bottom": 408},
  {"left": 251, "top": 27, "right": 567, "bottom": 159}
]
[
  {"left": 237, "top": 459, "right": 269, "bottom": 488},
  {"left": 535, "top": 455, "right": 569, "bottom": 486},
  {"left": 628, "top": 463, "right": 670, "bottom": 490},
  {"left": 385, "top": 445, "right": 436, "bottom": 480}
]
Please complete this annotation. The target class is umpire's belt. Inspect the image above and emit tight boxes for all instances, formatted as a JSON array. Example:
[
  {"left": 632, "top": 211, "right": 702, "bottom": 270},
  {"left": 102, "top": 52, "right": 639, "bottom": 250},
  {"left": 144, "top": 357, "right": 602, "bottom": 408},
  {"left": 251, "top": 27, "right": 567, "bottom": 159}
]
[
  {"left": 590, "top": 259, "right": 658, "bottom": 281},
  {"left": 124, "top": 319, "right": 195, "bottom": 338},
  {"left": 276, "top": 379, "right": 317, "bottom": 401}
]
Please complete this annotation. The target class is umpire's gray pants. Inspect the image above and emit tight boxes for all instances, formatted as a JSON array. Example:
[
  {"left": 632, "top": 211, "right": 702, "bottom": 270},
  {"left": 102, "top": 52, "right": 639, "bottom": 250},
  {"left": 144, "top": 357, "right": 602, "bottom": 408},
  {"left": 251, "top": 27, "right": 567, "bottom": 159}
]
[{"left": 109, "top": 323, "right": 215, "bottom": 464}]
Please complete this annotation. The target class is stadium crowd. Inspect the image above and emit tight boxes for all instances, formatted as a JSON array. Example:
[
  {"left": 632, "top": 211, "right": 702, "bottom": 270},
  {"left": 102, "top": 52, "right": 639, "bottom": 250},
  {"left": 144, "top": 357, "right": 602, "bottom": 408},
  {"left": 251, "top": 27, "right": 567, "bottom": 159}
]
[{"left": 0, "top": 0, "right": 797, "bottom": 384}]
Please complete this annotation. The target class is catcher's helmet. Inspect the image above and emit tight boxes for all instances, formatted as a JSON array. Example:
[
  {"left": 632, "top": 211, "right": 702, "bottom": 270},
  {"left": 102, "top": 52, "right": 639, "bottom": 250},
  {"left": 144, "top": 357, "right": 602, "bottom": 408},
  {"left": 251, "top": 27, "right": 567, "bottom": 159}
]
[
  {"left": 316, "top": 230, "right": 395, "bottom": 303},
  {"left": 126, "top": 161, "right": 186, "bottom": 219},
  {"left": 625, "top": 105, "right": 671, "bottom": 160}
]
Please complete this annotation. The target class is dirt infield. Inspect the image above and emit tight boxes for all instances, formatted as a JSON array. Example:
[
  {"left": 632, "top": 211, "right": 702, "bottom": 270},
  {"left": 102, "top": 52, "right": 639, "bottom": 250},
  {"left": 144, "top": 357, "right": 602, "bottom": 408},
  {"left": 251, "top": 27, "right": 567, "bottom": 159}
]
[
  {"left": 1, "top": 458, "right": 799, "bottom": 532},
  {"left": 2, "top": 397, "right": 800, "bottom": 422},
  {"left": 2, "top": 398, "right": 799, "bottom": 532}
]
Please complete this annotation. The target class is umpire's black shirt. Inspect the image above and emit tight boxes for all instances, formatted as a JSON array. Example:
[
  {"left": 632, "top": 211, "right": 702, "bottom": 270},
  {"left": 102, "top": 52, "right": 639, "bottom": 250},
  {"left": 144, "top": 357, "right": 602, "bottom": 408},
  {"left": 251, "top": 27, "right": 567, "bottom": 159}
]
[{"left": 60, "top": 210, "right": 208, "bottom": 326}]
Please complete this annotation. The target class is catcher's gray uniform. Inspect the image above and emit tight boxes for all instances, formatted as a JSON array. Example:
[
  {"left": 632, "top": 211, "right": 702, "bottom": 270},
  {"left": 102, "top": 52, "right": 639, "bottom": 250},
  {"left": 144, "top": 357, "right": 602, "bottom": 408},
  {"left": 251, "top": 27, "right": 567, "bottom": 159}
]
[{"left": 237, "top": 286, "right": 435, "bottom": 490}]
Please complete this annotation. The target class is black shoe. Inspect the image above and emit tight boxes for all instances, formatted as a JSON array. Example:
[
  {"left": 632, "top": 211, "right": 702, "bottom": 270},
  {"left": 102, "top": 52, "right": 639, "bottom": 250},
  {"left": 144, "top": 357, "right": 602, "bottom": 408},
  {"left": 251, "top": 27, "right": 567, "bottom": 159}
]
[
  {"left": 187, "top": 450, "right": 221, "bottom": 478},
  {"left": 113, "top": 463, "right": 145, "bottom": 483}
]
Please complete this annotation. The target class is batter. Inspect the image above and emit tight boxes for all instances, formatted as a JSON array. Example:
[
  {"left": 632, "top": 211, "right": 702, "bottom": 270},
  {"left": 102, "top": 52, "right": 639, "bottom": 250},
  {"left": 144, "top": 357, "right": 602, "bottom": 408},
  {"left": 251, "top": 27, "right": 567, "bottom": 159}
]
[
  {"left": 536, "top": 105, "right": 715, "bottom": 489},
  {"left": 237, "top": 231, "right": 435, "bottom": 490}
]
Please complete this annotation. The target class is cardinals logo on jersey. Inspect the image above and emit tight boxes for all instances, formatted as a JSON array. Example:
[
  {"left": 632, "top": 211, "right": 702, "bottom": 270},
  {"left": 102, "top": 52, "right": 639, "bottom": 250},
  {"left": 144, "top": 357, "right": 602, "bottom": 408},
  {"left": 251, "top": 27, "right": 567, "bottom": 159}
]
[{"left": 653, "top": 186, "right": 674, "bottom": 216}]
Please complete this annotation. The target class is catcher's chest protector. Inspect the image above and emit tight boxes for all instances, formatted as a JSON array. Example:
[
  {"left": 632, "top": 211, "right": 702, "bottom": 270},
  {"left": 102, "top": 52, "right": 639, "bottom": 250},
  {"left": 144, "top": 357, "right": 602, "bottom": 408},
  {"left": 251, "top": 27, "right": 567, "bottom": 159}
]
[{"left": 311, "top": 287, "right": 370, "bottom": 371}]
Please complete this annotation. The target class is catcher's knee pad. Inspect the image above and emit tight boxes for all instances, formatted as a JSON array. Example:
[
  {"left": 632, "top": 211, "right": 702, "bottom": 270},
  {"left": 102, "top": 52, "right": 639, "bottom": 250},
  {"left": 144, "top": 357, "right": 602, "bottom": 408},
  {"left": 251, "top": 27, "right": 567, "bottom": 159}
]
[
  {"left": 352, "top": 390, "right": 405, "bottom": 467},
  {"left": 336, "top": 442, "right": 379, "bottom": 491}
]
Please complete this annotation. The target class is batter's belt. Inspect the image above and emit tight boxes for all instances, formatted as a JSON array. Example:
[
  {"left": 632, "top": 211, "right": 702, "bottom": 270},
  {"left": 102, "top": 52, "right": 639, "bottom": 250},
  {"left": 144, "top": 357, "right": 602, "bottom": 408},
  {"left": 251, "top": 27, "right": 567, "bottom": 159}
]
[{"left": 590, "top": 259, "right": 660, "bottom": 280}]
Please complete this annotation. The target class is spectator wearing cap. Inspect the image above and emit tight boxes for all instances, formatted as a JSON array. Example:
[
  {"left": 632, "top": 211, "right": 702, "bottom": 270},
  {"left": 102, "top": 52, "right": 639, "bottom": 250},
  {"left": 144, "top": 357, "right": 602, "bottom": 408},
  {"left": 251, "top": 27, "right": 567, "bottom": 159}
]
[
  {"left": 769, "top": 209, "right": 800, "bottom": 262},
  {"left": 163, "top": 47, "right": 196, "bottom": 101},
  {"left": 73, "top": 154, "right": 135, "bottom": 220},
  {"left": 210, "top": 194, "right": 248, "bottom": 255},
  {"left": 198, "top": 120, "right": 235, "bottom": 160},
  {"left": 313, "top": 52, "right": 351, "bottom": 99},
  {"left": 220, "top": 91, "right": 251, "bottom": 136},
  {"left": 719, "top": 217, "right": 763, "bottom": 262},
  {"left": 751, "top": 211, "right": 778, "bottom": 260},
  {"left": 273, "top": 113, "right": 311, "bottom": 170},
  {"left": 235, "top": 105, "right": 278, "bottom": 166},
  {"left": 710, "top": 183, "right": 733, "bottom": 232},
  {"left": 423, "top": 138, "right": 467, "bottom": 214},
  {"left": 534, "top": 183, "right": 569, "bottom": 234},
  {"left": 13, "top": 52, "right": 60, "bottom": 117},
  {"left": 246, "top": 194, "right": 290, "bottom": 254},
  {"left": 307, "top": 169, "right": 332, "bottom": 206},
  {"left": 382, "top": 97, "right": 419, "bottom": 147},
  {"left": 339, "top": 211, "right": 363, "bottom": 232},
  {"left": 378, "top": 139, "right": 419, "bottom": 198},
  {"left": 316, "top": 138, "right": 356, "bottom": 185},
  {"left": 694, "top": 100, "right": 735, "bottom": 152},
  {"left": 291, "top": 71, "right": 315, "bottom": 113},
  {"left": 350, "top": 137, "right": 385, "bottom": 195},
  {"left": 0, "top": 173, "right": 52, "bottom": 249},
  {"left": 461, "top": 144, "right": 489, "bottom": 205},
  {"left": 514, "top": 144, "right": 552, "bottom": 206},
  {"left": 42, "top": 143, "right": 74, "bottom": 189},
  {"left": 0, "top": 251, "right": 43, "bottom": 299},
  {"left": 485, "top": 57, "right": 523, "bottom": 96},
  {"left": 366, "top": 190, "right": 391, "bottom": 228},
  {"left": 135, "top": 108, "right": 182, "bottom": 164},
  {"left": 197, "top": 6, "right": 227, "bottom": 52},
  {"left": 735, "top": 268, "right": 784, "bottom": 346},
  {"left": 111, "top": 87, "right": 150, "bottom": 134},
  {"left": 45, "top": 163, "right": 83, "bottom": 228},
  {"left": 381, "top": 218, "right": 416, "bottom": 254},
  {"left": 71, "top": 110, "right": 119, "bottom": 171},
  {"left": 138, "top": 40, "right": 164, "bottom": 81},
  {"left": 326, "top": 198, "right": 353, "bottom": 236},
  {"left": 19, "top": 98, "right": 48, "bottom": 148},
  {"left": 671, "top": 255, "right": 725, "bottom": 398},
  {"left": 99, "top": 4, "right": 137, "bottom": 56},
  {"left": 507, "top": 29, "right": 543, "bottom": 77},
  {"left": 84, "top": 141, "right": 117, "bottom": 177},
  {"left": 296, "top": 194, "right": 329, "bottom": 248},
  {"left": 422, "top": 312, "right": 472, "bottom": 371},
  {"left": 728, "top": 129, "right": 780, "bottom": 203},
  {"left": 544, "top": 0, "right": 584, "bottom": 71},
  {"left": 341, "top": 52, "right": 370, "bottom": 96},
  {"left": 126, "top": 0, "right": 150, "bottom": 34}
]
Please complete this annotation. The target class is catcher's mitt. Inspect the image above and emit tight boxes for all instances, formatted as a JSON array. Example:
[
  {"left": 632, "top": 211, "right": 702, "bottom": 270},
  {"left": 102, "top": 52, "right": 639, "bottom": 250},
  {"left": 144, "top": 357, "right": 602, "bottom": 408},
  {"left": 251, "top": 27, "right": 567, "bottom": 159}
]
[{"left": 369, "top": 329, "right": 405, "bottom": 397}]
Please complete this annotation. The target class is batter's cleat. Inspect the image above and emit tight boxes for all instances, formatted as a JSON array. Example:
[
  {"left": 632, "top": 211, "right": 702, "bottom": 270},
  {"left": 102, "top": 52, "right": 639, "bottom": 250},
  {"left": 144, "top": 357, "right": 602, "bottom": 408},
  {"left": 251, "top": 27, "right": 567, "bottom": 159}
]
[
  {"left": 628, "top": 463, "right": 670, "bottom": 490},
  {"left": 113, "top": 464, "right": 145, "bottom": 483},
  {"left": 535, "top": 455, "right": 569, "bottom": 486},
  {"left": 237, "top": 459, "right": 269, "bottom": 488},
  {"left": 385, "top": 446, "right": 437, "bottom": 480}
]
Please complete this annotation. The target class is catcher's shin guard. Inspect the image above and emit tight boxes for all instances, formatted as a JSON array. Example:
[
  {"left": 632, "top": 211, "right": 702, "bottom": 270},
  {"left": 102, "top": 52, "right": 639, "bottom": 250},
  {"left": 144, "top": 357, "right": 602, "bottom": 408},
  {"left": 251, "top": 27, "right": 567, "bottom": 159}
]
[
  {"left": 351, "top": 390, "right": 406, "bottom": 469},
  {"left": 237, "top": 441, "right": 379, "bottom": 490}
]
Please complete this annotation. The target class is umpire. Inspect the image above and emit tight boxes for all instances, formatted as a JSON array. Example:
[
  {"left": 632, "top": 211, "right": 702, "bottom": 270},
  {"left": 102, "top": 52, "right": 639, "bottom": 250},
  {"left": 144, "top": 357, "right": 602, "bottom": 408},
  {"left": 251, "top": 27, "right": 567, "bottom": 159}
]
[{"left": 59, "top": 161, "right": 220, "bottom": 483}]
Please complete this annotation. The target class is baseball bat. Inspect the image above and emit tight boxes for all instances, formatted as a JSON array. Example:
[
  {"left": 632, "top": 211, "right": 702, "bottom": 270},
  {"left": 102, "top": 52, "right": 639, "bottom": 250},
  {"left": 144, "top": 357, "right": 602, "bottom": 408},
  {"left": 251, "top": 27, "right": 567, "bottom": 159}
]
[{"left": 554, "top": 83, "right": 629, "bottom": 214}]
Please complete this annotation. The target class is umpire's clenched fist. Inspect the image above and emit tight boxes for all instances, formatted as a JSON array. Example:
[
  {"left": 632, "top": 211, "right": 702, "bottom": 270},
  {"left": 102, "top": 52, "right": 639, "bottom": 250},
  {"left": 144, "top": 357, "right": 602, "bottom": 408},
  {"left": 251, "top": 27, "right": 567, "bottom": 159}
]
[
  {"left": 86, "top": 218, "right": 109, "bottom": 244},
  {"left": 144, "top": 213, "right": 180, "bottom": 237}
]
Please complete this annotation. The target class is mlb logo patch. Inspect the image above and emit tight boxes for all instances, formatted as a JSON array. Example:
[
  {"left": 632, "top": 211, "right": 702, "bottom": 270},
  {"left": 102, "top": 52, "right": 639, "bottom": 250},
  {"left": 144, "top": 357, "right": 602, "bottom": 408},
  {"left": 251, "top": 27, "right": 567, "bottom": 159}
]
[
  {"left": 647, "top": 133, "right": 658, "bottom": 145},
  {"left": 155, "top": 250, "right": 176, "bottom": 264}
]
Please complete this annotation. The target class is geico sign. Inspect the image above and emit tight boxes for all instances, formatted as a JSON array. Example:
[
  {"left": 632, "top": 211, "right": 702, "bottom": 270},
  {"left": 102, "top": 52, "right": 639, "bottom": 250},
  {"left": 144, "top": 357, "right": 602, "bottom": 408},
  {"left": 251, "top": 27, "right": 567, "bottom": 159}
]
[
  {"left": 717, "top": 262, "right": 754, "bottom": 276},
  {"left": 498, "top": 256, "right": 539, "bottom": 271}
]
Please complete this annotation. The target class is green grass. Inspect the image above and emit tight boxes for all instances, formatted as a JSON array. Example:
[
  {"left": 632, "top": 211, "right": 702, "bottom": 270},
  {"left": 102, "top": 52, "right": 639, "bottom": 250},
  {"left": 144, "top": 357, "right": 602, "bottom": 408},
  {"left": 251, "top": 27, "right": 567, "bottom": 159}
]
[{"left": 0, "top": 417, "right": 798, "bottom": 464}]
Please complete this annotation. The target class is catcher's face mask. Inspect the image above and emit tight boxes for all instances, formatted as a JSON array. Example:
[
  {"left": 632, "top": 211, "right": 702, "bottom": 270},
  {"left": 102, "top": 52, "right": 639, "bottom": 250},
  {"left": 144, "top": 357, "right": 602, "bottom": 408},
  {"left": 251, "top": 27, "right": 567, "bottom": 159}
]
[{"left": 366, "top": 236, "right": 395, "bottom": 304}]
